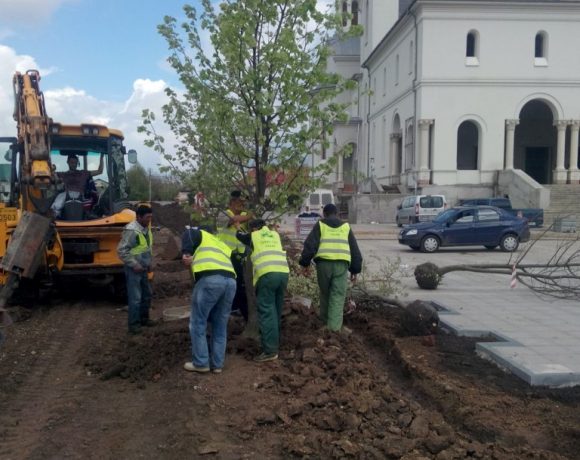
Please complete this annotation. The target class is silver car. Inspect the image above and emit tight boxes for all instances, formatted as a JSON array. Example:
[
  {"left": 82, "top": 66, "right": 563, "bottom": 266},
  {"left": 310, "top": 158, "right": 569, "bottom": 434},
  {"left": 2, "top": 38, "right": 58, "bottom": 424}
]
[{"left": 396, "top": 194, "right": 447, "bottom": 226}]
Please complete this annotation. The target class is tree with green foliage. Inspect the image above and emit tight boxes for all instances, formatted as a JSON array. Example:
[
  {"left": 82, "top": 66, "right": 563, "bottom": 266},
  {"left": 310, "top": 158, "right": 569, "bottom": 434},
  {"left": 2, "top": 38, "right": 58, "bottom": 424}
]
[
  {"left": 127, "top": 163, "right": 183, "bottom": 201},
  {"left": 140, "top": 0, "right": 359, "bottom": 217},
  {"left": 126, "top": 163, "right": 149, "bottom": 201}
]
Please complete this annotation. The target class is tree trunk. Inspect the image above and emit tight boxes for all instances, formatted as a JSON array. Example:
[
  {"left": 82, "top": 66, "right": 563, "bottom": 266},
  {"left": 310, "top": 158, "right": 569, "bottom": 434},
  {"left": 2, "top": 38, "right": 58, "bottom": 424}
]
[{"left": 242, "top": 257, "right": 259, "bottom": 339}]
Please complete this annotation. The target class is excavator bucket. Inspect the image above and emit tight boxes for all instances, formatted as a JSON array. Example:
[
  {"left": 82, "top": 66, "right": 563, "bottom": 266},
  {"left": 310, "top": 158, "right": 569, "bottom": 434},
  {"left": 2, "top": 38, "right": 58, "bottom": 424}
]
[{"left": 1, "top": 211, "right": 52, "bottom": 279}]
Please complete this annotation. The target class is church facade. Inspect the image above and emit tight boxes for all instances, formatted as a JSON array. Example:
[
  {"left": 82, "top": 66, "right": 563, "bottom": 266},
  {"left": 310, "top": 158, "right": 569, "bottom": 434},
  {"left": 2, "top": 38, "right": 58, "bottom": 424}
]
[{"left": 323, "top": 0, "right": 580, "bottom": 206}]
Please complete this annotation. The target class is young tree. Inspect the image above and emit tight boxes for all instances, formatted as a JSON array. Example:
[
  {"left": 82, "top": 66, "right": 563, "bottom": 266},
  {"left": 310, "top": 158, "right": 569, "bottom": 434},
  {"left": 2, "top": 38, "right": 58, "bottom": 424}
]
[
  {"left": 140, "top": 0, "right": 359, "bottom": 216},
  {"left": 127, "top": 163, "right": 149, "bottom": 201}
]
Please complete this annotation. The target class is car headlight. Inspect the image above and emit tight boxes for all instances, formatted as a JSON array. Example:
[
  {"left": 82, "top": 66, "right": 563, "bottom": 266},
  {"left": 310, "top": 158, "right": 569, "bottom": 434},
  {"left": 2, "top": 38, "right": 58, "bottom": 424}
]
[{"left": 405, "top": 229, "right": 418, "bottom": 236}]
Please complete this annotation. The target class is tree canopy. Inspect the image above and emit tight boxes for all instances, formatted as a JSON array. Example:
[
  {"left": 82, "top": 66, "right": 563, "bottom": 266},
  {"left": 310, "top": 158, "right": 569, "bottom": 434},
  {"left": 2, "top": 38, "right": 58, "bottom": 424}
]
[{"left": 140, "top": 0, "right": 359, "bottom": 217}]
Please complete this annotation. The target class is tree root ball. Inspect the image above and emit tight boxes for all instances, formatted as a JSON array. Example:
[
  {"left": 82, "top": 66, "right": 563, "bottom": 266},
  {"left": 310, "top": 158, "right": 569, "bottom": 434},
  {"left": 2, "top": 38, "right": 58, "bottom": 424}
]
[
  {"left": 414, "top": 262, "right": 442, "bottom": 290},
  {"left": 402, "top": 300, "right": 439, "bottom": 336}
]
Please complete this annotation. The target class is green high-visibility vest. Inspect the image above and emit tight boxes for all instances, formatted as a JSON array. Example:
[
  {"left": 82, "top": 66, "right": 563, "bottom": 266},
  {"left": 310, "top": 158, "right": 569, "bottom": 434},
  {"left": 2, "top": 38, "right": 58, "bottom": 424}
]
[
  {"left": 129, "top": 228, "right": 153, "bottom": 255},
  {"left": 250, "top": 227, "right": 289, "bottom": 285},
  {"left": 315, "top": 222, "right": 351, "bottom": 263},
  {"left": 218, "top": 209, "right": 247, "bottom": 253},
  {"left": 192, "top": 230, "right": 236, "bottom": 276}
]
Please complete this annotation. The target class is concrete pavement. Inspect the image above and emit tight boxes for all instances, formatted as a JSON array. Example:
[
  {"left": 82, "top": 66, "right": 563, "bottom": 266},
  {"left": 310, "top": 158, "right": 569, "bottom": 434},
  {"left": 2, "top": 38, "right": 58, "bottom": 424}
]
[{"left": 282, "top": 221, "right": 580, "bottom": 387}]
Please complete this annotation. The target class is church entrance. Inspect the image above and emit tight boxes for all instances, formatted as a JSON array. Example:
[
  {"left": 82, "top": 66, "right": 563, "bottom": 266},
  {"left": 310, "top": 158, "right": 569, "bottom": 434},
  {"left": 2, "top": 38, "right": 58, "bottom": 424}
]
[
  {"left": 515, "top": 100, "right": 556, "bottom": 184},
  {"left": 525, "top": 147, "right": 550, "bottom": 184}
]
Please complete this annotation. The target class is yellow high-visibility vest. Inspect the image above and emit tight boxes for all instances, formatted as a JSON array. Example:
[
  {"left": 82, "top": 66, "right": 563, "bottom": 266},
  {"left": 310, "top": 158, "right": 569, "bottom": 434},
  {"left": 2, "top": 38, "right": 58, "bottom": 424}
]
[
  {"left": 129, "top": 228, "right": 153, "bottom": 255},
  {"left": 315, "top": 222, "right": 351, "bottom": 263},
  {"left": 250, "top": 227, "right": 289, "bottom": 285},
  {"left": 218, "top": 209, "right": 247, "bottom": 253},
  {"left": 192, "top": 230, "right": 236, "bottom": 276}
]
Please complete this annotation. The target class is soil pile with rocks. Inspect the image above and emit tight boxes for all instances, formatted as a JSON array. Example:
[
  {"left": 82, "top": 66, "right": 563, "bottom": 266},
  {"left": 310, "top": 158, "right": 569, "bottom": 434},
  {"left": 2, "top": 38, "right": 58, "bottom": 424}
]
[
  {"left": 151, "top": 202, "right": 192, "bottom": 236},
  {"left": 88, "top": 296, "right": 574, "bottom": 459}
]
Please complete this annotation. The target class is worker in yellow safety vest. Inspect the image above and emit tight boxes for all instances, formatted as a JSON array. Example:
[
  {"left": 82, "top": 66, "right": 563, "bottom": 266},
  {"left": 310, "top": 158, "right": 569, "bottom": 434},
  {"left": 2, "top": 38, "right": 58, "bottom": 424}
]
[
  {"left": 299, "top": 203, "right": 362, "bottom": 332},
  {"left": 218, "top": 190, "right": 253, "bottom": 322},
  {"left": 117, "top": 205, "right": 154, "bottom": 335},
  {"left": 236, "top": 219, "right": 289, "bottom": 362},
  {"left": 181, "top": 225, "right": 237, "bottom": 374}
]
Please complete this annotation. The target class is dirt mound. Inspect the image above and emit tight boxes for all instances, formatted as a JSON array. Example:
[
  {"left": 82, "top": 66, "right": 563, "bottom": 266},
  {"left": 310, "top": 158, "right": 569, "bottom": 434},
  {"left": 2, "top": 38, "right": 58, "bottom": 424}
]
[
  {"left": 88, "top": 297, "right": 572, "bottom": 459},
  {"left": 151, "top": 202, "right": 191, "bottom": 236},
  {"left": 151, "top": 260, "right": 192, "bottom": 300},
  {"left": 87, "top": 321, "right": 191, "bottom": 383}
]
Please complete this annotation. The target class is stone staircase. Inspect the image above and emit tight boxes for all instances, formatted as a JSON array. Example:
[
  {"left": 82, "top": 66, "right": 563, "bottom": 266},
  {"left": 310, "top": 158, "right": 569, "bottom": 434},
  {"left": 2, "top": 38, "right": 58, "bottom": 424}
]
[{"left": 543, "top": 184, "right": 580, "bottom": 228}]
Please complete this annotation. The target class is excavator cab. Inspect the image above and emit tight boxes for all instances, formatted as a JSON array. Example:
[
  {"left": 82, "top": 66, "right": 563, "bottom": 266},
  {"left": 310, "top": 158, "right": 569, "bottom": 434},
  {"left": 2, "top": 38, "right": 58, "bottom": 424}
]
[{"left": 49, "top": 125, "right": 132, "bottom": 221}]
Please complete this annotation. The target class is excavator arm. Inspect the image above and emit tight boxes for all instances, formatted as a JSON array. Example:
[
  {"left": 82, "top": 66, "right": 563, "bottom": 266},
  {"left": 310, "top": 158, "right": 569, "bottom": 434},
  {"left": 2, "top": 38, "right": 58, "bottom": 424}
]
[
  {"left": 0, "top": 71, "right": 61, "bottom": 340},
  {"left": 12, "top": 70, "right": 58, "bottom": 214}
]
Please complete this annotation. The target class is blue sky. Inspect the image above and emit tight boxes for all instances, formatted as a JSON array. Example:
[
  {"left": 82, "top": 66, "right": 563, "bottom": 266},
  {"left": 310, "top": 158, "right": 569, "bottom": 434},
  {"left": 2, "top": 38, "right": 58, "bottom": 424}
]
[
  {"left": 0, "top": 0, "right": 199, "bottom": 170},
  {"left": 1, "top": 0, "right": 188, "bottom": 100},
  {"left": 0, "top": 0, "right": 333, "bottom": 171}
]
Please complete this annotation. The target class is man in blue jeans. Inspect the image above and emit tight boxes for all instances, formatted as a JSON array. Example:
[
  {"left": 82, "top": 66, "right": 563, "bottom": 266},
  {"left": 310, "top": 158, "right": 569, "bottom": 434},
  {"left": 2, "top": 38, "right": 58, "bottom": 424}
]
[
  {"left": 182, "top": 225, "right": 236, "bottom": 374},
  {"left": 117, "top": 205, "right": 154, "bottom": 335}
]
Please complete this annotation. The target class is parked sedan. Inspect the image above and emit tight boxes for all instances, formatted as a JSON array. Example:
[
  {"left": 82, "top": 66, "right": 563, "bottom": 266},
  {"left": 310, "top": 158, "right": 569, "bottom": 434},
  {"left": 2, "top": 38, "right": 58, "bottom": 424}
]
[{"left": 398, "top": 206, "right": 530, "bottom": 253}]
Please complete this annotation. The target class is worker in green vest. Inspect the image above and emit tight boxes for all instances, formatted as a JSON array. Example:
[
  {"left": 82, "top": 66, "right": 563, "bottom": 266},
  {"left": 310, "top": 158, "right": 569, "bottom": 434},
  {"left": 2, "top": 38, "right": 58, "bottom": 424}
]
[
  {"left": 182, "top": 225, "right": 237, "bottom": 374},
  {"left": 236, "top": 219, "right": 289, "bottom": 362},
  {"left": 218, "top": 190, "right": 252, "bottom": 321},
  {"left": 117, "top": 205, "right": 154, "bottom": 335},
  {"left": 299, "top": 203, "right": 362, "bottom": 332}
]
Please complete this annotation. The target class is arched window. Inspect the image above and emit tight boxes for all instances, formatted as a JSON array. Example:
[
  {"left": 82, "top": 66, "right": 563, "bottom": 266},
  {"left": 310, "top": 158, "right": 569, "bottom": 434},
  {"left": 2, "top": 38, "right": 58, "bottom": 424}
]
[
  {"left": 535, "top": 32, "right": 546, "bottom": 58},
  {"left": 457, "top": 121, "right": 479, "bottom": 170},
  {"left": 342, "top": 1, "right": 348, "bottom": 27},
  {"left": 466, "top": 31, "right": 476, "bottom": 57},
  {"left": 351, "top": 1, "right": 359, "bottom": 25}
]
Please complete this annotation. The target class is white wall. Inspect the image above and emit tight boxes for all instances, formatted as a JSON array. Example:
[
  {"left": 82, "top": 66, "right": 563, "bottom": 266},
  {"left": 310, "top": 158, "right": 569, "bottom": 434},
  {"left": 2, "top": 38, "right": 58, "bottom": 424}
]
[
  {"left": 361, "top": 0, "right": 400, "bottom": 64},
  {"left": 414, "top": 1, "right": 580, "bottom": 185}
]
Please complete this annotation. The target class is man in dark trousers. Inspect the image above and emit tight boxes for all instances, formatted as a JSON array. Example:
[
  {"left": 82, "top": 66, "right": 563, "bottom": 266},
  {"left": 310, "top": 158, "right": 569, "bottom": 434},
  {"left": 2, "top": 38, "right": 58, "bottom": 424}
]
[
  {"left": 218, "top": 191, "right": 252, "bottom": 321},
  {"left": 236, "top": 219, "right": 289, "bottom": 362},
  {"left": 299, "top": 203, "right": 362, "bottom": 332},
  {"left": 117, "top": 205, "right": 154, "bottom": 335},
  {"left": 182, "top": 225, "right": 237, "bottom": 374}
]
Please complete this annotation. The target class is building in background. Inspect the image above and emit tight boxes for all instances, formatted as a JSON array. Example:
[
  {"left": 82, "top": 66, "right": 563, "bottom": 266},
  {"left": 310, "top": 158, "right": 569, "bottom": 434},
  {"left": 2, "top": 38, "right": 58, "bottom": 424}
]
[{"left": 322, "top": 0, "right": 580, "bottom": 209}]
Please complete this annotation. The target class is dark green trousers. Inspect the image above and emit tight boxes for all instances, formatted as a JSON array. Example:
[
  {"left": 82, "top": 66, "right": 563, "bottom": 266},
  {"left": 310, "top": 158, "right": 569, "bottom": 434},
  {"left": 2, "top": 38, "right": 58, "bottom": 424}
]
[
  {"left": 256, "top": 272, "right": 289, "bottom": 354},
  {"left": 315, "top": 259, "right": 348, "bottom": 331}
]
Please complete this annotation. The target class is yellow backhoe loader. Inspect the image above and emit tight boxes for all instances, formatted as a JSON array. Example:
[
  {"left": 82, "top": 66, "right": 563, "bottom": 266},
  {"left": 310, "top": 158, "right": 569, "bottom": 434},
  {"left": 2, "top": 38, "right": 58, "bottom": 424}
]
[{"left": 0, "top": 70, "right": 138, "bottom": 342}]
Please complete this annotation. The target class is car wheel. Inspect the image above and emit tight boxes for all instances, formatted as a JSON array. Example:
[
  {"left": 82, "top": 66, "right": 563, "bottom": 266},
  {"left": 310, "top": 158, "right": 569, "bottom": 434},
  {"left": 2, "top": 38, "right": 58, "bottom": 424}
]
[
  {"left": 410, "top": 245, "right": 420, "bottom": 251},
  {"left": 500, "top": 234, "right": 519, "bottom": 252},
  {"left": 397, "top": 218, "right": 402, "bottom": 228},
  {"left": 420, "top": 235, "right": 440, "bottom": 253},
  {"left": 484, "top": 245, "right": 497, "bottom": 250}
]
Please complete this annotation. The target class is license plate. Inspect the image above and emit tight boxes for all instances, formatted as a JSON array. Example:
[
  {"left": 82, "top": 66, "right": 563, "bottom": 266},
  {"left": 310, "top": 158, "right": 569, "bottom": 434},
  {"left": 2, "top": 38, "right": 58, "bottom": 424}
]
[{"left": 0, "top": 207, "right": 17, "bottom": 223}]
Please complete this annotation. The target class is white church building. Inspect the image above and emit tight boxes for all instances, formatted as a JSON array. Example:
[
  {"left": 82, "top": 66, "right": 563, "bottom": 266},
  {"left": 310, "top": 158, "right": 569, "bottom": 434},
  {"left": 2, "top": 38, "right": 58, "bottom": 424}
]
[{"left": 323, "top": 0, "right": 580, "bottom": 212}]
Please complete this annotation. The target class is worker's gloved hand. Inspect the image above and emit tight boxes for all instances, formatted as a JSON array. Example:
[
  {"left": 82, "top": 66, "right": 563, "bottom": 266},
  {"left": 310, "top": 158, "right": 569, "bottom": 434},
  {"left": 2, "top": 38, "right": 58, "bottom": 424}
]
[{"left": 182, "top": 255, "right": 193, "bottom": 267}]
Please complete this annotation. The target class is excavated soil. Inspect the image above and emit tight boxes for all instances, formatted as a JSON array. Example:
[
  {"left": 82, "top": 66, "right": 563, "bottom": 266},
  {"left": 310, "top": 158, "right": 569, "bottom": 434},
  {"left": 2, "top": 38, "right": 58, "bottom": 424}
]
[{"left": 1, "top": 205, "right": 580, "bottom": 458}]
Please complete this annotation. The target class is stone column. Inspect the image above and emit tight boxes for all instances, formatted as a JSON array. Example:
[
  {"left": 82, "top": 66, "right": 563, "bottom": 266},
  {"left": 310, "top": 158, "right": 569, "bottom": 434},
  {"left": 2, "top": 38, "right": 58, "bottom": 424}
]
[
  {"left": 504, "top": 119, "right": 519, "bottom": 170},
  {"left": 389, "top": 133, "right": 401, "bottom": 176},
  {"left": 568, "top": 121, "right": 580, "bottom": 183},
  {"left": 418, "top": 119, "right": 433, "bottom": 184},
  {"left": 554, "top": 120, "right": 568, "bottom": 184}
]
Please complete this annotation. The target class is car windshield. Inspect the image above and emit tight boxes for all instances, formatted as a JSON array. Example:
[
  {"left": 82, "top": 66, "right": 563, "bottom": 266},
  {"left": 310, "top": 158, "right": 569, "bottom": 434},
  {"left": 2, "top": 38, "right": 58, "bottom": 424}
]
[{"left": 433, "top": 209, "right": 455, "bottom": 223}]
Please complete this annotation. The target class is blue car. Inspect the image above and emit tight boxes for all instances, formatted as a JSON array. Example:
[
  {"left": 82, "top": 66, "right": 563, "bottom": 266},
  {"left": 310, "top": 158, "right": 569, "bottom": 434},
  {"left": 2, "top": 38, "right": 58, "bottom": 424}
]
[{"left": 398, "top": 206, "right": 530, "bottom": 253}]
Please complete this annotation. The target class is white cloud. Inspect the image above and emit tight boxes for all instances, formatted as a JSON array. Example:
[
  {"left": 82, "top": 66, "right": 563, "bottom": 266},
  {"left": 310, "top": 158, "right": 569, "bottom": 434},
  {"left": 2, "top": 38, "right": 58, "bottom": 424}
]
[
  {"left": 0, "top": 44, "right": 174, "bottom": 172},
  {"left": 0, "top": 0, "right": 79, "bottom": 24}
]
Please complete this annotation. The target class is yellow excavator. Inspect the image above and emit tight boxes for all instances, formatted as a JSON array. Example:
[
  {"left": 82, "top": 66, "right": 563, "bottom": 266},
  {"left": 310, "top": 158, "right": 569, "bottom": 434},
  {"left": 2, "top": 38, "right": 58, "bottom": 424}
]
[{"left": 0, "top": 70, "right": 138, "bottom": 341}]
